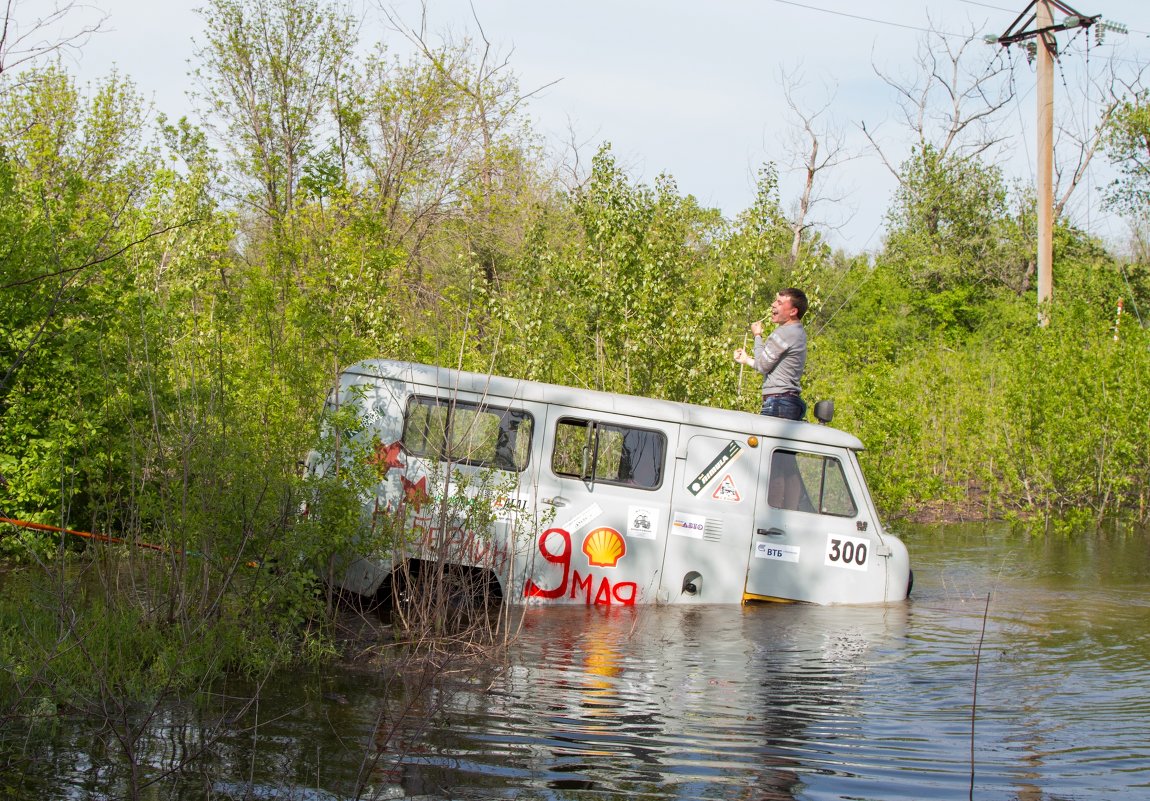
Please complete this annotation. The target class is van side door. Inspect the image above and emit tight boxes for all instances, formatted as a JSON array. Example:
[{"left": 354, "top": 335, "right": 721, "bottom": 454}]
[
  {"left": 518, "top": 407, "right": 677, "bottom": 606},
  {"left": 659, "top": 429, "right": 761, "bottom": 604}
]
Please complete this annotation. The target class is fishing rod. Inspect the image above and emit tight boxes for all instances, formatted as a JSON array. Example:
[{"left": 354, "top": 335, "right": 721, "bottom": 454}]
[{"left": 737, "top": 315, "right": 766, "bottom": 393}]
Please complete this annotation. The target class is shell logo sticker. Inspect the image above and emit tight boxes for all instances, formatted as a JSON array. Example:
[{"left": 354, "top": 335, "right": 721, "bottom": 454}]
[
  {"left": 582, "top": 527, "right": 626, "bottom": 568},
  {"left": 712, "top": 474, "right": 741, "bottom": 503}
]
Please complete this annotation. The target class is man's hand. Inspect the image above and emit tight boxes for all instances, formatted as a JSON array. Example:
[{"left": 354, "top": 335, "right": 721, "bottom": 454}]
[{"left": 750, "top": 320, "right": 763, "bottom": 337}]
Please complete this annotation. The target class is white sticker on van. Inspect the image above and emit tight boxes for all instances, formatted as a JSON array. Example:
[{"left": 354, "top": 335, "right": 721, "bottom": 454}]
[
  {"left": 493, "top": 495, "right": 528, "bottom": 518},
  {"left": 688, "top": 441, "right": 742, "bottom": 495},
  {"left": 627, "top": 506, "right": 659, "bottom": 540},
  {"left": 670, "top": 511, "right": 706, "bottom": 539},
  {"left": 824, "top": 534, "right": 870, "bottom": 571},
  {"left": 755, "top": 542, "right": 800, "bottom": 562},
  {"left": 561, "top": 503, "right": 603, "bottom": 535}
]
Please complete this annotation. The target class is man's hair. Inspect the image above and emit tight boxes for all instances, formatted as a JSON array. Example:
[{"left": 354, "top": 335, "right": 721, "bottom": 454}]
[{"left": 780, "top": 287, "right": 808, "bottom": 319}]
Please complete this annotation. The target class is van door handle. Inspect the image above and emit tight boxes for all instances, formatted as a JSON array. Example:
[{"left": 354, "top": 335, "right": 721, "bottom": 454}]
[
  {"left": 757, "top": 527, "right": 785, "bottom": 537},
  {"left": 542, "top": 496, "right": 568, "bottom": 508}
]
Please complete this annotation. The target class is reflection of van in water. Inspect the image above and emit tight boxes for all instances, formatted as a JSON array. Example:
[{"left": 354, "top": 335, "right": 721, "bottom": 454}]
[{"left": 310, "top": 360, "right": 912, "bottom": 607}]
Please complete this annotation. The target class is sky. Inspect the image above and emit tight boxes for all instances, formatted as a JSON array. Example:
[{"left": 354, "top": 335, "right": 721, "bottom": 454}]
[{"left": 28, "top": 0, "right": 1150, "bottom": 253}]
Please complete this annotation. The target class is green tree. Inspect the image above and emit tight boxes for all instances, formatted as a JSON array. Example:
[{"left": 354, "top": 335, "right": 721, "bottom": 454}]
[
  {"left": 492, "top": 150, "right": 802, "bottom": 410},
  {"left": 721, "top": 164, "right": 813, "bottom": 320},
  {"left": 1102, "top": 90, "right": 1150, "bottom": 220},
  {"left": 881, "top": 145, "right": 1030, "bottom": 331},
  {"left": 534, "top": 146, "right": 722, "bottom": 398},
  {"left": 0, "top": 67, "right": 170, "bottom": 533},
  {"left": 193, "top": 0, "right": 356, "bottom": 222},
  {"left": 328, "top": 31, "right": 556, "bottom": 366}
]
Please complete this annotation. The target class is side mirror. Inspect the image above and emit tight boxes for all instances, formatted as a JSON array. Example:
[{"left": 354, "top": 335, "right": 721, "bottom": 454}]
[{"left": 813, "top": 400, "right": 834, "bottom": 425}]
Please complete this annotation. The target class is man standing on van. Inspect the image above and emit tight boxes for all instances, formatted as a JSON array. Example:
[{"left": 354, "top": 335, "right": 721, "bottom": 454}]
[{"left": 733, "top": 288, "right": 808, "bottom": 421}]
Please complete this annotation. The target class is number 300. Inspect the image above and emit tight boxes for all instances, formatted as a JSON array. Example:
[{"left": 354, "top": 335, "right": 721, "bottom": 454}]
[{"left": 827, "top": 537, "right": 867, "bottom": 567}]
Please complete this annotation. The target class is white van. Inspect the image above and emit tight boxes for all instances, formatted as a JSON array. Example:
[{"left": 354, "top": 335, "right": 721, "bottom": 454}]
[{"left": 309, "top": 360, "right": 911, "bottom": 607}]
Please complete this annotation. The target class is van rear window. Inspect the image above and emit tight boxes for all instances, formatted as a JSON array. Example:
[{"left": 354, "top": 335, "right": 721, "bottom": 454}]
[
  {"left": 403, "top": 396, "right": 533, "bottom": 472},
  {"left": 552, "top": 418, "right": 665, "bottom": 489}
]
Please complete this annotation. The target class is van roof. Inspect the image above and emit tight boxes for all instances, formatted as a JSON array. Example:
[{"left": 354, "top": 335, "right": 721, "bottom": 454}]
[{"left": 343, "top": 359, "right": 866, "bottom": 451}]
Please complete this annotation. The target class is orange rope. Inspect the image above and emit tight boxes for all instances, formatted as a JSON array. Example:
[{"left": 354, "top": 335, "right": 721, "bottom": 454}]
[
  {"left": 0, "top": 516, "right": 260, "bottom": 568},
  {"left": 0, "top": 516, "right": 167, "bottom": 551}
]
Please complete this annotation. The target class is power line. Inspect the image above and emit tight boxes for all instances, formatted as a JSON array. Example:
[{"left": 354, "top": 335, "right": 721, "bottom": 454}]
[
  {"left": 770, "top": 0, "right": 968, "bottom": 38},
  {"left": 959, "top": 0, "right": 1017, "bottom": 13},
  {"left": 774, "top": 0, "right": 1150, "bottom": 44},
  {"left": 954, "top": 0, "right": 1150, "bottom": 40},
  {"left": 961, "top": 0, "right": 1150, "bottom": 37}
]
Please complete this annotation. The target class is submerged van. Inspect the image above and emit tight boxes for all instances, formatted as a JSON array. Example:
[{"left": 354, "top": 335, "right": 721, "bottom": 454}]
[{"left": 308, "top": 360, "right": 911, "bottom": 607}]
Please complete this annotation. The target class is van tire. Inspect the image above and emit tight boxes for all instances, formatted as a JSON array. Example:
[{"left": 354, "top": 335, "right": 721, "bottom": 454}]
[{"left": 383, "top": 560, "right": 503, "bottom": 616}]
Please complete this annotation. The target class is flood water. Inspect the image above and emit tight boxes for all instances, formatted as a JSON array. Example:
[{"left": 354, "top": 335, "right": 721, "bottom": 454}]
[{"left": 5, "top": 522, "right": 1150, "bottom": 800}]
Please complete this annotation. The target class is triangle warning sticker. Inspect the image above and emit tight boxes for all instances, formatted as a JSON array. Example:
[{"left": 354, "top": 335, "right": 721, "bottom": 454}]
[{"left": 712, "top": 474, "right": 741, "bottom": 503}]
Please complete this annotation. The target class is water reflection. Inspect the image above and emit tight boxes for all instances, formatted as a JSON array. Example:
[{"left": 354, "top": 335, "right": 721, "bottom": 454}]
[
  {"left": 384, "top": 601, "right": 914, "bottom": 800},
  {"left": 4, "top": 522, "right": 1150, "bottom": 800}
]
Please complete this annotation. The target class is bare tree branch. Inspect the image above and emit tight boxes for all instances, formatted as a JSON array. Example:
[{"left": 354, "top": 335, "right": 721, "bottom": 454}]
[
  {"left": 863, "top": 19, "right": 1014, "bottom": 182},
  {"left": 859, "top": 120, "right": 903, "bottom": 181},
  {"left": 0, "top": 0, "right": 105, "bottom": 75},
  {"left": 1054, "top": 57, "right": 1149, "bottom": 220},
  {"left": 0, "top": 220, "right": 200, "bottom": 291},
  {"left": 778, "top": 67, "right": 860, "bottom": 259},
  {"left": 376, "top": 1, "right": 558, "bottom": 286}
]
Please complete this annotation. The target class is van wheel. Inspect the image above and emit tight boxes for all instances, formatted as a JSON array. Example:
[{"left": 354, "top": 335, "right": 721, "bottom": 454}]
[{"left": 384, "top": 561, "right": 503, "bottom": 622}]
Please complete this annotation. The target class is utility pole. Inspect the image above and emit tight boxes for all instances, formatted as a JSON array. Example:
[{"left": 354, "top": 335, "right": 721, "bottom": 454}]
[
  {"left": 993, "top": 1, "right": 1099, "bottom": 325},
  {"left": 1036, "top": 1, "right": 1054, "bottom": 325}
]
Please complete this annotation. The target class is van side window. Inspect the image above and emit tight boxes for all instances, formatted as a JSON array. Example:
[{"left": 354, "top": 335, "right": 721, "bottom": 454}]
[
  {"left": 403, "top": 396, "right": 533, "bottom": 472},
  {"left": 552, "top": 418, "right": 665, "bottom": 489},
  {"left": 768, "top": 450, "right": 857, "bottom": 517}
]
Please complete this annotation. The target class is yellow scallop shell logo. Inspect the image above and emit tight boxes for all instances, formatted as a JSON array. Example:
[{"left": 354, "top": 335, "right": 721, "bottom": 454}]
[{"left": 582, "top": 527, "right": 626, "bottom": 568}]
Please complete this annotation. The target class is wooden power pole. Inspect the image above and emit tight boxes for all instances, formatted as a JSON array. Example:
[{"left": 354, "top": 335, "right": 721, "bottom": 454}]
[
  {"left": 993, "top": 1, "right": 1100, "bottom": 325},
  {"left": 1036, "top": 1, "right": 1054, "bottom": 324}
]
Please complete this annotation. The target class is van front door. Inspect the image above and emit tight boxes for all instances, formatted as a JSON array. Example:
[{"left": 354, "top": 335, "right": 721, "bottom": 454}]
[{"left": 747, "top": 445, "right": 886, "bottom": 605}]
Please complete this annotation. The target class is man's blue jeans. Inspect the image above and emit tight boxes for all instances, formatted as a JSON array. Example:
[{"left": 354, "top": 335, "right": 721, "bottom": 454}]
[{"left": 761, "top": 394, "right": 806, "bottom": 421}]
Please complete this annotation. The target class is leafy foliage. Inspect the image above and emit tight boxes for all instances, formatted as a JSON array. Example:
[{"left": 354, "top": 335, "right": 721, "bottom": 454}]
[
  {"left": 1103, "top": 91, "right": 1150, "bottom": 220},
  {"left": 193, "top": 0, "right": 356, "bottom": 221},
  {"left": 3, "top": 0, "right": 1150, "bottom": 725},
  {"left": 881, "top": 145, "right": 1032, "bottom": 331},
  {"left": 0, "top": 67, "right": 161, "bottom": 535}
]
